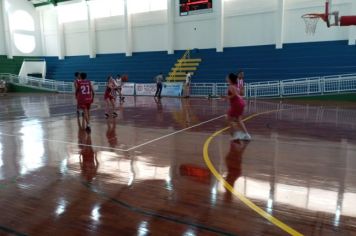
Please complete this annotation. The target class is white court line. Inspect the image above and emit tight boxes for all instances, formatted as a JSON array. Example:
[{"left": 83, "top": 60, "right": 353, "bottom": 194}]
[
  {"left": 125, "top": 114, "right": 226, "bottom": 151},
  {"left": 0, "top": 114, "right": 226, "bottom": 153}
]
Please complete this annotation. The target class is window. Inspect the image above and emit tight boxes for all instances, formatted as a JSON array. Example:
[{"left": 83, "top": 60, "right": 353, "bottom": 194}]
[
  {"left": 150, "top": 0, "right": 168, "bottom": 12},
  {"left": 10, "top": 10, "right": 36, "bottom": 54},
  {"left": 89, "top": 0, "right": 124, "bottom": 19},
  {"left": 57, "top": 2, "right": 88, "bottom": 23},
  {"left": 128, "top": 0, "right": 167, "bottom": 14},
  {"left": 14, "top": 34, "right": 36, "bottom": 54}
]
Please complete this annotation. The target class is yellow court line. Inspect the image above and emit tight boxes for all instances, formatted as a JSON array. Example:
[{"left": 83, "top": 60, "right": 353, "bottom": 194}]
[{"left": 203, "top": 109, "right": 304, "bottom": 236}]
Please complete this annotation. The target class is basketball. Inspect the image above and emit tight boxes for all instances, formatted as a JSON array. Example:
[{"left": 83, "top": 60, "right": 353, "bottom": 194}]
[{"left": 122, "top": 75, "right": 128, "bottom": 82}]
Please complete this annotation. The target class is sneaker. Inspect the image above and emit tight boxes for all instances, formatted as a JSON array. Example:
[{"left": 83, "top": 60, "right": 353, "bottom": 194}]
[
  {"left": 241, "top": 133, "right": 252, "bottom": 141},
  {"left": 112, "top": 112, "right": 118, "bottom": 117},
  {"left": 231, "top": 131, "right": 243, "bottom": 141},
  {"left": 86, "top": 126, "right": 91, "bottom": 133},
  {"left": 105, "top": 113, "right": 109, "bottom": 118}
]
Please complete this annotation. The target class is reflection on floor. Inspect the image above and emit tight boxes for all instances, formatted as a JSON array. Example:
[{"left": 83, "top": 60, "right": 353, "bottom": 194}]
[{"left": 0, "top": 94, "right": 355, "bottom": 235}]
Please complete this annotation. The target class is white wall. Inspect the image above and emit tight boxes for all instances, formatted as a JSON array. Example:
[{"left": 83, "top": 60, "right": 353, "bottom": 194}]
[
  {"left": 224, "top": 12, "right": 276, "bottom": 47},
  {"left": 175, "top": 18, "right": 216, "bottom": 50},
  {"left": 64, "top": 21, "right": 89, "bottom": 56},
  {"left": 96, "top": 16, "right": 126, "bottom": 54},
  {"left": 3, "top": 0, "right": 355, "bottom": 58},
  {"left": 132, "top": 10, "right": 167, "bottom": 52},
  {"left": 41, "top": 7, "right": 58, "bottom": 56}
]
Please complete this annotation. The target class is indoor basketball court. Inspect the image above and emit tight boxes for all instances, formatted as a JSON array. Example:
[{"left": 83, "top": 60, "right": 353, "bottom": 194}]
[{"left": 0, "top": 0, "right": 356, "bottom": 236}]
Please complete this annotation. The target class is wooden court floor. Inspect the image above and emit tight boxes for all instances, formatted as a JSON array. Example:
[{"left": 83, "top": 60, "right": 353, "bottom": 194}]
[{"left": 0, "top": 94, "right": 355, "bottom": 236}]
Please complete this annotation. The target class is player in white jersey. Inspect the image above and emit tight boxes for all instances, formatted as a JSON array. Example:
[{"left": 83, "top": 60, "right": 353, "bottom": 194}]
[{"left": 114, "top": 74, "right": 125, "bottom": 102}]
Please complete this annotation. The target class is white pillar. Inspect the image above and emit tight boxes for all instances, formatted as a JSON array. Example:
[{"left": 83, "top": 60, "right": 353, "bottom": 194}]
[
  {"left": 348, "top": 1, "right": 356, "bottom": 45},
  {"left": 38, "top": 9, "right": 46, "bottom": 56},
  {"left": 124, "top": 0, "right": 132, "bottom": 57},
  {"left": 1, "top": 0, "right": 13, "bottom": 59},
  {"left": 55, "top": 8, "right": 65, "bottom": 60},
  {"left": 167, "top": 0, "right": 174, "bottom": 54},
  {"left": 215, "top": 0, "right": 224, "bottom": 52},
  {"left": 275, "top": 0, "right": 285, "bottom": 49},
  {"left": 86, "top": 2, "right": 96, "bottom": 58}
]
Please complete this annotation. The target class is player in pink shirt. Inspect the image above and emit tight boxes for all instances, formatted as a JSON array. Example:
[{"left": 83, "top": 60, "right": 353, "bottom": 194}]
[{"left": 226, "top": 73, "right": 251, "bottom": 141}]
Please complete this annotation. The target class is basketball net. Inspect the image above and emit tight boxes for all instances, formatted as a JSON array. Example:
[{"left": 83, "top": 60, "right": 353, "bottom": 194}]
[{"left": 302, "top": 14, "right": 325, "bottom": 35}]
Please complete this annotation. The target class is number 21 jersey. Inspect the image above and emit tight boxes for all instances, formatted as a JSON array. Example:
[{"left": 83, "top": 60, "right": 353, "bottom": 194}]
[{"left": 77, "top": 80, "right": 93, "bottom": 103}]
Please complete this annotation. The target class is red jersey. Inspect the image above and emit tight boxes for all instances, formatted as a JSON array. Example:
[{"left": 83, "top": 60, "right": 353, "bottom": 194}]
[
  {"left": 74, "top": 79, "right": 80, "bottom": 97},
  {"left": 77, "top": 80, "right": 93, "bottom": 103},
  {"left": 74, "top": 79, "right": 80, "bottom": 88},
  {"left": 104, "top": 79, "right": 116, "bottom": 100},
  {"left": 227, "top": 84, "right": 245, "bottom": 118}
]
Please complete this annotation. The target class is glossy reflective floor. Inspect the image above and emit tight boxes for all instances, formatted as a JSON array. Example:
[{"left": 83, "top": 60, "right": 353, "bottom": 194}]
[{"left": 0, "top": 94, "right": 355, "bottom": 236}]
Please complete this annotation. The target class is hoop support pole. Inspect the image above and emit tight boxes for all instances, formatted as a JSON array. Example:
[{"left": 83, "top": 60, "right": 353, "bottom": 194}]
[{"left": 340, "top": 16, "right": 356, "bottom": 26}]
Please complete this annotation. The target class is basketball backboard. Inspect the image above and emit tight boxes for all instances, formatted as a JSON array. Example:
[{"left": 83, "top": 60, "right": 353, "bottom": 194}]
[
  {"left": 326, "top": 0, "right": 337, "bottom": 27},
  {"left": 316, "top": 0, "right": 338, "bottom": 27}
]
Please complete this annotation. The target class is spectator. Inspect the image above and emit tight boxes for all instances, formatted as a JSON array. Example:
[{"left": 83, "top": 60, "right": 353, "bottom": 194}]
[
  {"left": 0, "top": 80, "right": 7, "bottom": 93},
  {"left": 154, "top": 72, "right": 164, "bottom": 98},
  {"left": 184, "top": 72, "right": 192, "bottom": 98}
]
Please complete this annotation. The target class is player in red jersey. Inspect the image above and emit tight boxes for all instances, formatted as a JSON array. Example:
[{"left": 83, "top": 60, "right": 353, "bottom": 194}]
[
  {"left": 104, "top": 76, "right": 117, "bottom": 118},
  {"left": 227, "top": 73, "right": 251, "bottom": 141},
  {"left": 77, "top": 72, "right": 94, "bottom": 132},
  {"left": 74, "top": 72, "right": 81, "bottom": 116}
]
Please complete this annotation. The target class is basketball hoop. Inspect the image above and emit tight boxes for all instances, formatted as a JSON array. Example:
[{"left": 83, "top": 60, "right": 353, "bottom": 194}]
[{"left": 301, "top": 14, "right": 326, "bottom": 35}]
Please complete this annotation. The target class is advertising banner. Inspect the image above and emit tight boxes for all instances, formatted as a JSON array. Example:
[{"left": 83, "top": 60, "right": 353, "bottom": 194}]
[
  {"left": 122, "top": 83, "right": 135, "bottom": 96},
  {"left": 161, "top": 82, "right": 183, "bottom": 97},
  {"left": 135, "top": 83, "right": 183, "bottom": 97},
  {"left": 135, "top": 83, "right": 157, "bottom": 96}
]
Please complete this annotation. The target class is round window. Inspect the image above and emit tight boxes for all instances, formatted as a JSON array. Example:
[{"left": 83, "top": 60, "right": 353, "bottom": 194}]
[{"left": 10, "top": 10, "right": 36, "bottom": 54}]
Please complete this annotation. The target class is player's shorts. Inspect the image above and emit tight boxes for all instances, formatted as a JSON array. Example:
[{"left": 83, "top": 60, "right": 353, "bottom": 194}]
[
  {"left": 78, "top": 102, "right": 92, "bottom": 110},
  {"left": 228, "top": 101, "right": 245, "bottom": 119},
  {"left": 104, "top": 93, "right": 115, "bottom": 101}
]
